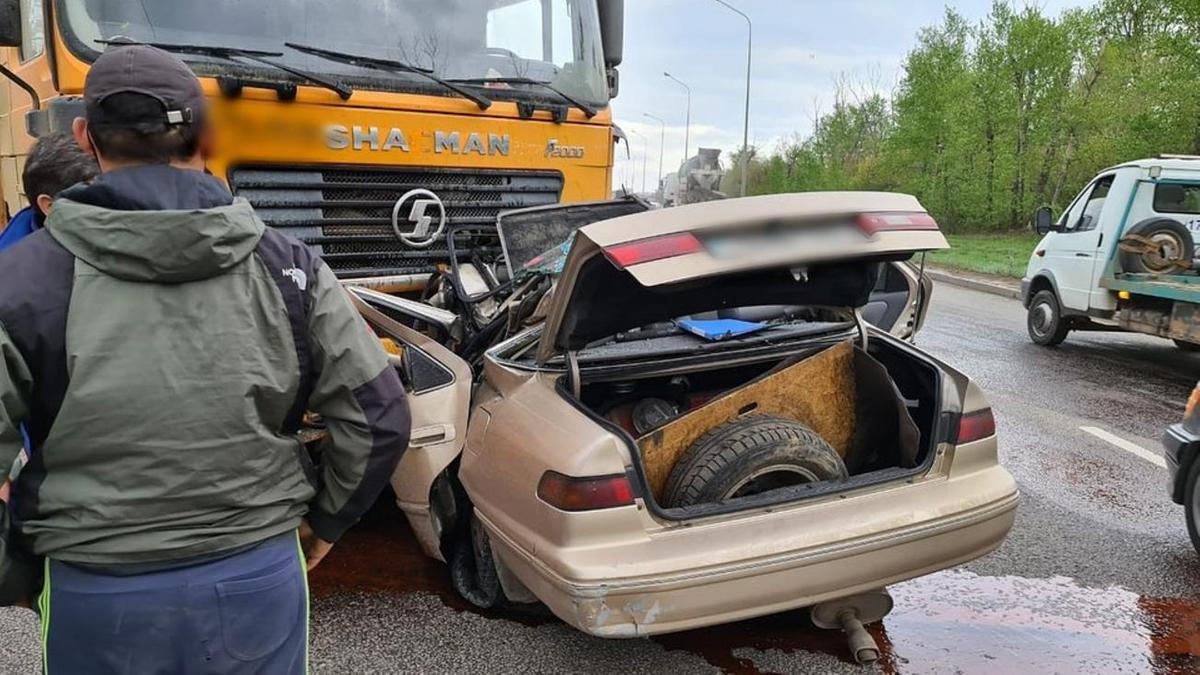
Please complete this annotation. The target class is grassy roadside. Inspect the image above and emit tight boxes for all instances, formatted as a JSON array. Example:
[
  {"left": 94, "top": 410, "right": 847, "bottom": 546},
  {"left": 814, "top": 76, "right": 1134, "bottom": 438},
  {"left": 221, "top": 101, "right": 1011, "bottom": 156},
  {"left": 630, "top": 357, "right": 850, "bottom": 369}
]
[{"left": 928, "top": 232, "right": 1040, "bottom": 279}]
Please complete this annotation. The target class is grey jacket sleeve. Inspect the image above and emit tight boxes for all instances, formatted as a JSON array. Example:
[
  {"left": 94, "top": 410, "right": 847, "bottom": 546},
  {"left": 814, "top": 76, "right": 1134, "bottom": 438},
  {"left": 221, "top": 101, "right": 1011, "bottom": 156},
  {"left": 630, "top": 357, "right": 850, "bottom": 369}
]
[
  {"left": 304, "top": 264, "right": 410, "bottom": 542},
  {"left": 0, "top": 323, "right": 28, "bottom": 486},
  {"left": 0, "top": 322, "right": 35, "bottom": 605}
]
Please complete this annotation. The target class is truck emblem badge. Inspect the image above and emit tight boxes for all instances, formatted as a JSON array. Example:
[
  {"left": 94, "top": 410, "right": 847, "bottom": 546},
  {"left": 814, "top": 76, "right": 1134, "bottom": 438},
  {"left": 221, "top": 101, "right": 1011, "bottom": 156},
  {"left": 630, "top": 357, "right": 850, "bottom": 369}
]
[
  {"left": 545, "top": 139, "right": 585, "bottom": 159},
  {"left": 391, "top": 189, "right": 447, "bottom": 249}
]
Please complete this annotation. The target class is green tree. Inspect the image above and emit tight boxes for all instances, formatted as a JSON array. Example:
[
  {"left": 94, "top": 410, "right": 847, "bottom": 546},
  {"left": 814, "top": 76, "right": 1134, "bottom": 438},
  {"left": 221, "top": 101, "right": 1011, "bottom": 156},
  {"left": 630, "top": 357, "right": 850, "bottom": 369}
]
[{"left": 738, "top": 0, "right": 1200, "bottom": 234}]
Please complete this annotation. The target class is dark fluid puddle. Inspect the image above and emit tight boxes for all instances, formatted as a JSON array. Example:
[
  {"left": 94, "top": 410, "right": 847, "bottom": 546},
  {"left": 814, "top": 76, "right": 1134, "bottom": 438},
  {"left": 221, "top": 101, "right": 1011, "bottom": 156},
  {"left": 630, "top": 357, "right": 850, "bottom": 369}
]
[
  {"left": 307, "top": 498, "right": 553, "bottom": 627},
  {"left": 313, "top": 501, "right": 1200, "bottom": 673},
  {"left": 307, "top": 507, "right": 457, "bottom": 602}
]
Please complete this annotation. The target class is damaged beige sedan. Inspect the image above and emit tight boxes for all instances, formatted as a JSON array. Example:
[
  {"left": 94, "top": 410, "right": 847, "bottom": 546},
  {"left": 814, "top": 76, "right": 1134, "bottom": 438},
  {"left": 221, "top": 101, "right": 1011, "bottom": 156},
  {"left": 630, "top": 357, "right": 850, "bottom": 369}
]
[{"left": 345, "top": 192, "right": 1017, "bottom": 662}]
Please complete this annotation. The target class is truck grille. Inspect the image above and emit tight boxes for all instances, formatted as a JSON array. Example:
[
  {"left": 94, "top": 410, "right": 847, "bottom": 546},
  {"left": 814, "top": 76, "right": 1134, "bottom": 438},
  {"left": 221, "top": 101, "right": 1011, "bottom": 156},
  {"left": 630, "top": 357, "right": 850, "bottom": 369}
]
[{"left": 228, "top": 166, "right": 563, "bottom": 279}]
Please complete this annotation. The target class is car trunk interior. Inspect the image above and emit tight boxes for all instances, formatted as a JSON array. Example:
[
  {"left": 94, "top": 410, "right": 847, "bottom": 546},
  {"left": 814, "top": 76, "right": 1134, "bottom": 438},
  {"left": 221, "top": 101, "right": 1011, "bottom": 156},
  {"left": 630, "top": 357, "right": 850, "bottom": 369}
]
[
  {"left": 569, "top": 335, "right": 942, "bottom": 519},
  {"left": 552, "top": 257, "right": 889, "bottom": 356}
]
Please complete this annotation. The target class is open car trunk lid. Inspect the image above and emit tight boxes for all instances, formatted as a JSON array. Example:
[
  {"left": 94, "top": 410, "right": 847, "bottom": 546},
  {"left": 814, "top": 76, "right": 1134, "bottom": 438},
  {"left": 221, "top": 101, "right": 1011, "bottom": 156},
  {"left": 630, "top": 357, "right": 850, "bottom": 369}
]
[{"left": 536, "top": 192, "right": 949, "bottom": 363}]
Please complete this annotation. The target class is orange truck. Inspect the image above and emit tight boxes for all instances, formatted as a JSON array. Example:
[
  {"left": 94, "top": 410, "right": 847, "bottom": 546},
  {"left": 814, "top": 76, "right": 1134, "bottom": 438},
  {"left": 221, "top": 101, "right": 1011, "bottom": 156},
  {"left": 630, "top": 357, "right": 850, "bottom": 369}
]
[{"left": 0, "top": 0, "right": 623, "bottom": 289}]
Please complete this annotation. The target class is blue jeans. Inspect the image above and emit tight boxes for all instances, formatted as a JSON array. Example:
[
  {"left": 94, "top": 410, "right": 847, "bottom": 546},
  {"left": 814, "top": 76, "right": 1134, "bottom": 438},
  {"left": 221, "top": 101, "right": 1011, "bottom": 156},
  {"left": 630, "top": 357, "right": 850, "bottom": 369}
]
[{"left": 40, "top": 533, "right": 308, "bottom": 674}]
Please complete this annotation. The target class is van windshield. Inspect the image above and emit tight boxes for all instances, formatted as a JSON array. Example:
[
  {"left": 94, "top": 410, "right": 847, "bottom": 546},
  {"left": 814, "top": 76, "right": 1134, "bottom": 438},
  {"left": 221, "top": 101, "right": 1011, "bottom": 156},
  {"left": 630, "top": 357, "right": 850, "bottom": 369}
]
[{"left": 59, "top": 0, "right": 609, "bottom": 104}]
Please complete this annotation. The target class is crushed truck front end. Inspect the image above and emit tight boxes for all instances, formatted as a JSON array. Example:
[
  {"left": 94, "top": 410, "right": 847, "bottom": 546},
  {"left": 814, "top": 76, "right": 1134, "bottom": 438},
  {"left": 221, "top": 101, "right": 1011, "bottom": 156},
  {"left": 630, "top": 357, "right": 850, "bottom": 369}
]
[{"left": 207, "top": 93, "right": 612, "bottom": 291}]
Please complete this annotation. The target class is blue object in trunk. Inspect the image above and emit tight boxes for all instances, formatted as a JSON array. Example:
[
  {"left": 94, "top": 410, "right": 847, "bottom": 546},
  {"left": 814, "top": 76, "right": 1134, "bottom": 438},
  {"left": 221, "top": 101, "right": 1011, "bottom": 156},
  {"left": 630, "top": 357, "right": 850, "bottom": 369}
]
[{"left": 677, "top": 318, "right": 769, "bottom": 341}]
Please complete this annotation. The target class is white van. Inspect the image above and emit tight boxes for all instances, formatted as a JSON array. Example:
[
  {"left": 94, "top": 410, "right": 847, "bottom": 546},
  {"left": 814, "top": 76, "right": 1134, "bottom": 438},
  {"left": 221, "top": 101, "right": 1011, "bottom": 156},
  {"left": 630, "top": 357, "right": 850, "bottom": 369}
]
[{"left": 1022, "top": 156, "right": 1200, "bottom": 349}]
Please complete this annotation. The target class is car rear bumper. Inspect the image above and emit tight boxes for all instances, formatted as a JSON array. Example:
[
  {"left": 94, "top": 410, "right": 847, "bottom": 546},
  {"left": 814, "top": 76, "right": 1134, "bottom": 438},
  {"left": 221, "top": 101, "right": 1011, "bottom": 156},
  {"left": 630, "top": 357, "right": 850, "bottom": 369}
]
[
  {"left": 480, "top": 465, "right": 1018, "bottom": 637},
  {"left": 1165, "top": 423, "right": 1200, "bottom": 504}
]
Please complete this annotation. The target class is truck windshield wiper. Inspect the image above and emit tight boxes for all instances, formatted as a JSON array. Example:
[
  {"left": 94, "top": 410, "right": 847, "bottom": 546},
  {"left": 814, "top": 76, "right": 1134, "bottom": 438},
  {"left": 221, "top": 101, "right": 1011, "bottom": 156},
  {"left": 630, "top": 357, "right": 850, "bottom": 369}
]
[
  {"left": 284, "top": 42, "right": 491, "bottom": 110},
  {"left": 448, "top": 77, "right": 597, "bottom": 118},
  {"left": 97, "top": 39, "right": 353, "bottom": 100}
]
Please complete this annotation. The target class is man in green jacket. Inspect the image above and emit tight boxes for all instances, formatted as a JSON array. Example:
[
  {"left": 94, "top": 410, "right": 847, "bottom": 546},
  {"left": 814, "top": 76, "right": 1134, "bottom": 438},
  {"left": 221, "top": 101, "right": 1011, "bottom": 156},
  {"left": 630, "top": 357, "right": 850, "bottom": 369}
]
[{"left": 0, "top": 44, "right": 410, "bottom": 673}]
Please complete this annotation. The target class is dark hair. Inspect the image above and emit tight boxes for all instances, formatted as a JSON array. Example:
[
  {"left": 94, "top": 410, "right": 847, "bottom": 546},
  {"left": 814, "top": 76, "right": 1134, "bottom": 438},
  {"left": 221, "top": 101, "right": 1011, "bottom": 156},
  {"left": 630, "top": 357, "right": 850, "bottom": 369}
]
[
  {"left": 86, "top": 92, "right": 204, "bottom": 164},
  {"left": 22, "top": 133, "right": 100, "bottom": 214}
]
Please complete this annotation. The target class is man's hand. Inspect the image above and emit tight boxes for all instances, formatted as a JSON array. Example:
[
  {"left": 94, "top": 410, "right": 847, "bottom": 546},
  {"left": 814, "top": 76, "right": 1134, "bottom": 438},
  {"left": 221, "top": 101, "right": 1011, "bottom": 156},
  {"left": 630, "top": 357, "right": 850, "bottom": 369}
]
[{"left": 299, "top": 520, "right": 334, "bottom": 572}]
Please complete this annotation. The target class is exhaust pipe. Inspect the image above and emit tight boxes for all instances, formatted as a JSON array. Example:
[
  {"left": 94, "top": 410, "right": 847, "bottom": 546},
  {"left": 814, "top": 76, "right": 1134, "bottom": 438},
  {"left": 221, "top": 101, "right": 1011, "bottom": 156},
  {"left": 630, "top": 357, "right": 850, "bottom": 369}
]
[
  {"left": 836, "top": 608, "right": 879, "bottom": 664},
  {"left": 810, "top": 589, "right": 894, "bottom": 665}
]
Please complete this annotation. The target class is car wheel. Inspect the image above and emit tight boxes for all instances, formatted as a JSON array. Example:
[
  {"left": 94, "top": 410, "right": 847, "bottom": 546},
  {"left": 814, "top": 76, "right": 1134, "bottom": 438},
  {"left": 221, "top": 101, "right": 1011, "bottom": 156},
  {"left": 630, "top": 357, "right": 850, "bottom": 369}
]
[
  {"left": 1027, "top": 290, "right": 1070, "bottom": 346},
  {"left": 1120, "top": 218, "right": 1194, "bottom": 274},
  {"left": 1185, "top": 458, "right": 1200, "bottom": 556},
  {"left": 662, "top": 415, "right": 848, "bottom": 508},
  {"left": 450, "top": 510, "right": 504, "bottom": 609},
  {"left": 1175, "top": 339, "right": 1200, "bottom": 353},
  {"left": 449, "top": 511, "right": 550, "bottom": 615}
]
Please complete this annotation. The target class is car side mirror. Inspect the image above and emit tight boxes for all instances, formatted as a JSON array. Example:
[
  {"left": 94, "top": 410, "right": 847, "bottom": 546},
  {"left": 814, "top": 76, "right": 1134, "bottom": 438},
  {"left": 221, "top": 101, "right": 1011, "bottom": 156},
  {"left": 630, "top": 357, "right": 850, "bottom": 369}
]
[
  {"left": 0, "top": 0, "right": 21, "bottom": 48},
  {"left": 1033, "top": 206, "right": 1056, "bottom": 236},
  {"left": 390, "top": 346, "right": 416, "bottom": 392}
]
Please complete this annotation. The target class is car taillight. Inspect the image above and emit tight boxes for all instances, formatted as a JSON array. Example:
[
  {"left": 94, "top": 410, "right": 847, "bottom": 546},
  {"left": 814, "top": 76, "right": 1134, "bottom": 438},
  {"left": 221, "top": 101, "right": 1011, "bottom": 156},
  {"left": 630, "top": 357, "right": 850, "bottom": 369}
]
[
  {"left": 1186, "top": 386, "right": 1200, "bottom": 420},
  {"left": 857, "top": 212, "right": 940, "bottom": 235},
  {"left": 602, "top": 232, "right": 704, "bottom": 269},
  {"left": 537, "top": 471, "right": 636, "bottom": 511},
  {"left": 956, "top": 408, "right": 997, "bottom": 444}
]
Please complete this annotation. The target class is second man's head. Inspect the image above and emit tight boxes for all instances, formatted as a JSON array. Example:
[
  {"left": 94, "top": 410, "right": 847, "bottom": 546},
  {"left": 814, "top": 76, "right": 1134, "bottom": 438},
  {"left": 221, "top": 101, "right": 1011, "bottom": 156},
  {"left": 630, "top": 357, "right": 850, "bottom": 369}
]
[{"left": 72, "top": 44, "right": 211, "bottom": 172}]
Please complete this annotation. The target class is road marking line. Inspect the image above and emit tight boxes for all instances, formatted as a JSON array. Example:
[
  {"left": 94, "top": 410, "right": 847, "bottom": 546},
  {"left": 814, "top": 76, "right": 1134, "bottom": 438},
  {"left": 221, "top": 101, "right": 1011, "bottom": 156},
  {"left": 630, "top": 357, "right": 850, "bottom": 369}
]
[{"left": 1080, "top": 426, "right": 1167, "bottom": 469}]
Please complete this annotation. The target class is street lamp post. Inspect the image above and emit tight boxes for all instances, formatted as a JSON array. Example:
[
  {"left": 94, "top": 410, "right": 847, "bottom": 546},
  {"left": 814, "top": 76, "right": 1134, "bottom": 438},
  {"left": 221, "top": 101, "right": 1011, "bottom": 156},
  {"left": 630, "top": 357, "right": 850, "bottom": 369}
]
[
  {"left": 640, "top": 135, "right": 648, "bottom": 194},
  {"left": 629, "top": 129, "right": 648, "bottom": 194},
  {"left": 664, "top": 72, "right": 692, "bottom": 164},
  {"left": 711, "top": 0, "right": 752, "bottom": 197},
  {"left": 643, "top": 112, "right": 666, "bottom": 194}
]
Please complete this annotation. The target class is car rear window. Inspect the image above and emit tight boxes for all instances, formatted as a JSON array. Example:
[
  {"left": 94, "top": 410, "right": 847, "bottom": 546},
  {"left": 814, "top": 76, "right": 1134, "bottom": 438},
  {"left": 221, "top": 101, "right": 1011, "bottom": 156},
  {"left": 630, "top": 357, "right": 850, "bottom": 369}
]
[{"left": 1153, "top": 183, "right": 1200, "bottom": 215}]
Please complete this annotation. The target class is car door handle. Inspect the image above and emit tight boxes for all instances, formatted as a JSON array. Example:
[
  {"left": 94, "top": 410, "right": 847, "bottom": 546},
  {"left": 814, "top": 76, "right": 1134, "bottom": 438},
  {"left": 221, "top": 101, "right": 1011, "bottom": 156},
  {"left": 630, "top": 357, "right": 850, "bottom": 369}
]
[
  {"left": 409, "top": 424, "right": 456, "bottom": 448},
  {"left": 1075, "top": 253, "right": 1092, "bottom": 258}
]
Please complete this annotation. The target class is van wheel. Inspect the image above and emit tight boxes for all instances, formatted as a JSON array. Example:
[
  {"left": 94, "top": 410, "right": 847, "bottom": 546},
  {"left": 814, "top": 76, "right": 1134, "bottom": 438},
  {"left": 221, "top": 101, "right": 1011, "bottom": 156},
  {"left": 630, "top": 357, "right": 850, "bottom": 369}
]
[
  {"left": 1027, "top": 290, "right": 1070, "bottom": 346},
  {"left": 1185, "top": 459, "right": 1200, "bottom": 556},
  {"left": 1175, "top": 339, "right": 1200, "bottom": 353},
  {"left": 1120, "top": 218, "right": 1194, "bottom": 274},
  {"left": 662, "top": 415, "right": 848, "bottom": 508}
]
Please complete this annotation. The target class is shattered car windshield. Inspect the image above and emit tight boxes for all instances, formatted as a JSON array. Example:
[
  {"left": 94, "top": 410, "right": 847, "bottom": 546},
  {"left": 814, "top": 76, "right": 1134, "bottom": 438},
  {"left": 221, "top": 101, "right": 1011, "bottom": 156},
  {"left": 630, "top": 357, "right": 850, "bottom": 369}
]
[
  {"left": 519, "top": 232, "right": 577, "bottom": 278},
  {"left": 59, "top": 0, "right": 609, "bottom": 103}
]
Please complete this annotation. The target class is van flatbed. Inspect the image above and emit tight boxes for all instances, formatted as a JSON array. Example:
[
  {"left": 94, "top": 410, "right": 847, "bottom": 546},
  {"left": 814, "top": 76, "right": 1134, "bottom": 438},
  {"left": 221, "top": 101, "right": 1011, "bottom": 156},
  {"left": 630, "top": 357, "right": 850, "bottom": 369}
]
[{"left": 1104, "top": 272, "right": 1200, "bottom": 304}]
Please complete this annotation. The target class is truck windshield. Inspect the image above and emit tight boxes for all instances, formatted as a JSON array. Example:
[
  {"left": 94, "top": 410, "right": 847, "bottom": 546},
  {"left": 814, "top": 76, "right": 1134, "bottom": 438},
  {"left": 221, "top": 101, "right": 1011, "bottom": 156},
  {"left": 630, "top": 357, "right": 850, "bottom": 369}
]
[{"left": 59, "top": 0, "right": 609, "bottom": 104}]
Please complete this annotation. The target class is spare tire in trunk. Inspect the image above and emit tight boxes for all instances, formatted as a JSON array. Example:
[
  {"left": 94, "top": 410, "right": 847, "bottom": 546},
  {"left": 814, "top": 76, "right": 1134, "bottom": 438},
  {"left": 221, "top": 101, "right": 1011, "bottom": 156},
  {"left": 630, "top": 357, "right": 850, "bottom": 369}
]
[{"left": 662, "top": 415, "right": 849, "bottom": 508}]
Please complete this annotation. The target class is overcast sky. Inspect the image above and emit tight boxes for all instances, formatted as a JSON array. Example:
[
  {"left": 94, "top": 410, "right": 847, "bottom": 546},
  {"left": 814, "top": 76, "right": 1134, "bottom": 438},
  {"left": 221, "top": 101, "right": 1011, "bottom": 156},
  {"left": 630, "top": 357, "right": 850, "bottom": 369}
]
[{"left": 612, "top": 0, "right": 1091, "bottom": 191}]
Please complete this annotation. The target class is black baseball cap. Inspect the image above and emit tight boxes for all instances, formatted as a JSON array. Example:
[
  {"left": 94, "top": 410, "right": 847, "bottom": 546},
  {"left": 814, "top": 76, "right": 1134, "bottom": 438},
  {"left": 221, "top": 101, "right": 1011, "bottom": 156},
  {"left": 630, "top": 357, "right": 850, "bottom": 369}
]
[{"left": 84, "top": 44, "right": 205, "bottom": 128}]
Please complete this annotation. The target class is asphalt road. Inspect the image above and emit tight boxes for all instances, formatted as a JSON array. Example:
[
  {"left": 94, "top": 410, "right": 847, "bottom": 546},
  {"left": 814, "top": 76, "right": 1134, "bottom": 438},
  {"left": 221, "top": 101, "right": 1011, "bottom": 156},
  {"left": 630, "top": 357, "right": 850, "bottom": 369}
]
[{"left": 2, "top": 282, "right": 1199, "bottom": 674}]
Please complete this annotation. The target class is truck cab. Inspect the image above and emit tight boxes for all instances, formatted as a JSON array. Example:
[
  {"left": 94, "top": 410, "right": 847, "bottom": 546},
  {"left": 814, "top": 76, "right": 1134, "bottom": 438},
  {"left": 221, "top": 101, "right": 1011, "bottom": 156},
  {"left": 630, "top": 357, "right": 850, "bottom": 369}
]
[
  {"left": 1022, "top": 157, "right": 1200, "bottom": 349},
  {"left": 0, "top": 0, "right": 625, "bottom": 293}
]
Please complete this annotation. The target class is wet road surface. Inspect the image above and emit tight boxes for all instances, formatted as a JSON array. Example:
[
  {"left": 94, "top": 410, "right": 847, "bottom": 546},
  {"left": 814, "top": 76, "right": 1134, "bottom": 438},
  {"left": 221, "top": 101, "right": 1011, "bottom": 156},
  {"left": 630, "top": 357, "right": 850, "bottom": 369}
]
[{"left": 2, "top": 282, "right": 1200, "bottom": 674}]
